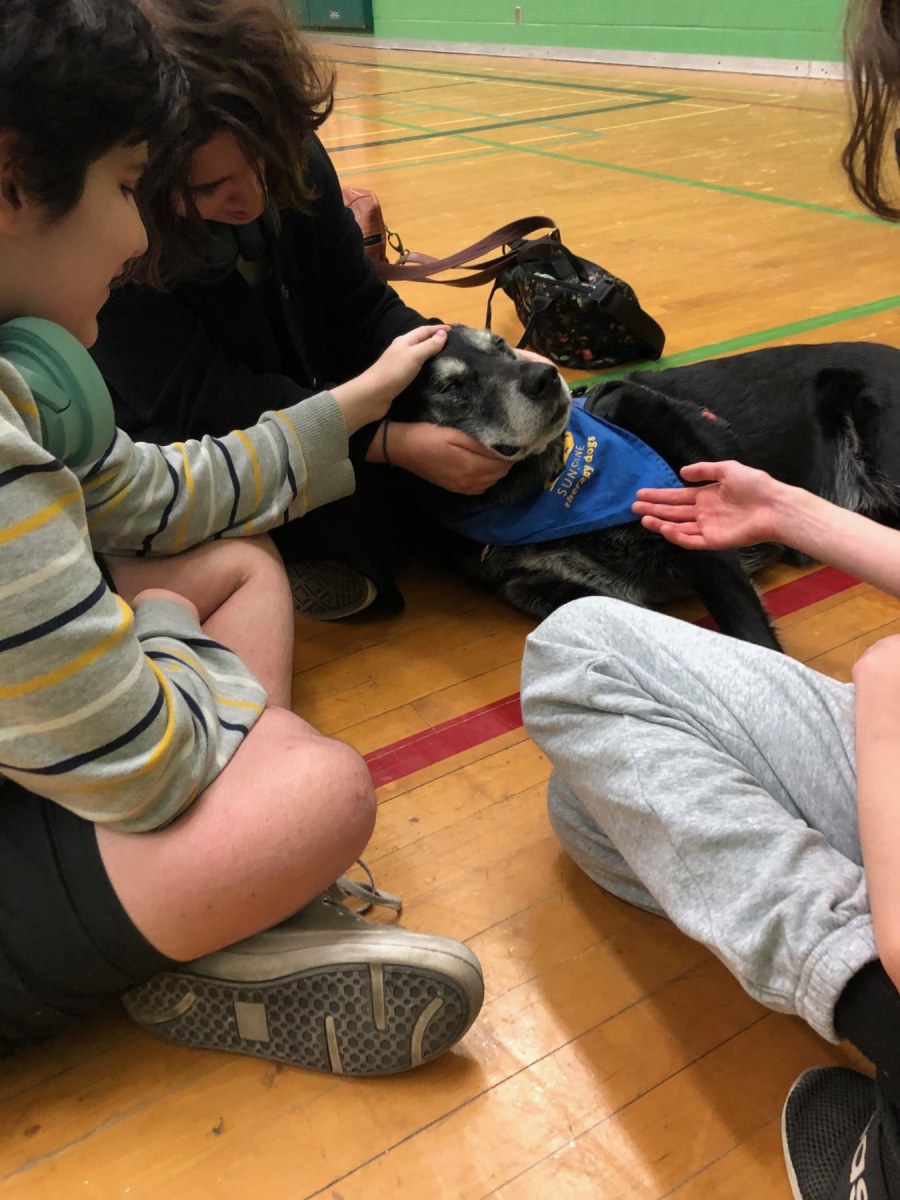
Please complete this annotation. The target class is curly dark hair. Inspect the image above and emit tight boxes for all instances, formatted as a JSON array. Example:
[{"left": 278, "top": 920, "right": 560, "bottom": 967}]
[
  {"left": 0, "top": 0, "right": 185, "bottom": 221},
  {"left": 128, "top": 0, "right": 335, "bottom": 289},
  {"left": 844, "top": 0, "right": 900, "bottom": 219}
]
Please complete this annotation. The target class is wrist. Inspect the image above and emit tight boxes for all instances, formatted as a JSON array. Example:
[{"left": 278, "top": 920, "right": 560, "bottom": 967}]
[
  {"left": 381, "top": 421, "right": 415, "bottom": 471},
  {"left": 769, "top": 479, "right": 809, "bottom": 544},
  {"left": 331, "top": 376, "right": 389, "bottom": 434},
  {"left": 771, "top": 483, "right": 839, "bottom": 556}
]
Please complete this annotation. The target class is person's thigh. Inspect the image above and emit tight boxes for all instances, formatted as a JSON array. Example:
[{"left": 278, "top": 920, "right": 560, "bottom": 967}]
[
  {"left": 0, "top": 779, "right": 175, "bottom": 1052},
  {"left": 96, "top": 706, "right": 376, "bottom": 962},
  {"left": 522, "top": 598, "right": 872, "bottom": 1039},
  {"left": 524, "top": 597, "right": 859, "bottom": 857},
  {"left": 105, "top": 534, "right": 283, "bottom": 620}
]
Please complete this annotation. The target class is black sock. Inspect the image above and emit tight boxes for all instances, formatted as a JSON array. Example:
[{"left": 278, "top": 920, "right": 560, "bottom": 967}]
[{"left": 835, "top": 959, "right": 900, "bottom": 1110}]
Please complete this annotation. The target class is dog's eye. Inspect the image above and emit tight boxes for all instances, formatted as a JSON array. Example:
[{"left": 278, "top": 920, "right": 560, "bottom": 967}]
[
  {"left": 490, "top": 334, "right": 515, "bottom": 358},
  {"left": 437, "top": 380, "right": 460, "bottom": 394}
]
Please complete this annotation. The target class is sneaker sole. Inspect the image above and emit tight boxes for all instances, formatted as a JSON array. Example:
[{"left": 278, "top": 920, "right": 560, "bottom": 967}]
[{"left": 123, "top": 942, "right": 483, "bottom": 1076}]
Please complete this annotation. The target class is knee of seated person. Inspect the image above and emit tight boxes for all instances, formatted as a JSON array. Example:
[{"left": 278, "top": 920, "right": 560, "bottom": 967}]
[
  {"left": 324, "top": 738, "right": 377, "bottom": 831},
  {"left": 224, "top": 533, "right": 288, "bottom": 587},
  {"left": 527, "top": 596, "right": 630, "bottom": 661},
  {"left": 279, "top": 724, "right": 376, "bottom": 847}
]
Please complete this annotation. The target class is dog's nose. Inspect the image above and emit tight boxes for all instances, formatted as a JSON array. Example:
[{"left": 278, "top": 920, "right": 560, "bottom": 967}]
[{"left": 521, "top": 362, "right": 560, "bottom": 399}]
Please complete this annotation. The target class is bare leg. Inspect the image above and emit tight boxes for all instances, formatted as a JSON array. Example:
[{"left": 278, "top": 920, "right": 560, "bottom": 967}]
[
  {"left": 97, "top": 706, "right": 375, "bottom": 961},
  {"left": 100, "top": 536, "right": 375, "bottom": 960},
  {"left": 106, "top": 535, "right": 294, "bottom": 705}
]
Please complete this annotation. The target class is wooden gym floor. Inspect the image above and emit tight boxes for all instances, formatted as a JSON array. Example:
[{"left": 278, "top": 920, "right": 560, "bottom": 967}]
[{"left": 4, "top": 43, "right": 900, "bottom": 1200}]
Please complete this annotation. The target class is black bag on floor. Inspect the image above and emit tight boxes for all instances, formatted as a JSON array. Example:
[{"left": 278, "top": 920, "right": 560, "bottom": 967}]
[
  {"left": 354, "top": 205, "right": 665, "bottom": 370},
  {"left": 487, "top": 231, "right": 666, "bottom": 370}
]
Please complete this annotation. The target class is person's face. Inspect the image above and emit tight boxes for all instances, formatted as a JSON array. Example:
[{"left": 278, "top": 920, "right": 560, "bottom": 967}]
[
  {"left": 0, "top": 141, "right": 148, "bottom": 346},
  {"left": 183, "top": 130, "right": 267, "bottom": 225}
]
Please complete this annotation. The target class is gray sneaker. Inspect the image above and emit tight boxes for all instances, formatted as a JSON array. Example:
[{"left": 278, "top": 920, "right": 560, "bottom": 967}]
[
  {"left": 285, "top": 560, "right": 377, "bottom": 620},
  {"left": 122, "top": 884, "right": 484, "bottom": 1076}
]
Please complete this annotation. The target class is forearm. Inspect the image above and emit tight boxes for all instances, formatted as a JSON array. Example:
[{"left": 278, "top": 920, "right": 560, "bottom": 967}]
[
  {"left": 0, "top": 436, "right": 268, "bottom": 830},
  {"left": 3, "top": 596, "right": 268, "bottom": 832},
  {"left": 82, "top": 390, "right": 354, "bottom": 556},
  {"left": 772, "top": 482, "right": 900, "bottom": 599},
  {"left": 853, "top": 656, "right": 900, "bottom": 985}
]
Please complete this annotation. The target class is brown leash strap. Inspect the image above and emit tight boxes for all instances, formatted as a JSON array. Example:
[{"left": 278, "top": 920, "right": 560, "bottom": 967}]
[{"left": 374, "top": 216, "right": 558, "bottom": 286}]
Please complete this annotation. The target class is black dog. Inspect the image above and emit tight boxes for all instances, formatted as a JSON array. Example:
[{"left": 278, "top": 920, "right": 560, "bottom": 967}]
[{"left": 391, "top": 327, "right": 900, "bottom": 650}]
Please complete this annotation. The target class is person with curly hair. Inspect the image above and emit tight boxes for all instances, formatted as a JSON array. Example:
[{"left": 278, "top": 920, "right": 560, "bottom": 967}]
[{"left": 91, "top": 0, "right": 514, "bottom": 620}]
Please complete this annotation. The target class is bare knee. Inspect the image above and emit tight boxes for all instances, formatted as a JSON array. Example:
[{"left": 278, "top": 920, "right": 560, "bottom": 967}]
[
  {"left": 266, "top": 709, "right": 376, "bottom": 862},
  {"left": 205, "top": 534, "right": 290, "bottom": 609},
  {"left": 222, "top": 533, "right": 285, "bottom": 583},
  {"left": 308, "top": 734, "right": 377, "bottom": 855},
  {"left": 97, "top": 712, "right": 378, "bottom": 960}
]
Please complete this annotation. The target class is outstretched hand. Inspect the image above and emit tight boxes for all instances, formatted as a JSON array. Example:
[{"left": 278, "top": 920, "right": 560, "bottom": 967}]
[{"left": 632, "top": 459, "right": 782, "bottom": 551}]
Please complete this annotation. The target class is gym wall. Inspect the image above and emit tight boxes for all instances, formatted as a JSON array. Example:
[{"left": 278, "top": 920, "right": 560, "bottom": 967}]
[{"left": 303, "top": 1, "right": 848, "bottom": 78}]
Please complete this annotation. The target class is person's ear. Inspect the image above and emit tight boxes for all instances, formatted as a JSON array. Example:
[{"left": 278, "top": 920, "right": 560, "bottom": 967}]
[{"left": 0, "top": 132, "right": 26, "bottom": 232}]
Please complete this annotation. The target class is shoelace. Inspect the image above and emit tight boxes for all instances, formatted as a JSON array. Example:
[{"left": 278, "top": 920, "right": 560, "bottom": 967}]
[{"left": 332, "top": 859, "right": 402, "bottom": 916}]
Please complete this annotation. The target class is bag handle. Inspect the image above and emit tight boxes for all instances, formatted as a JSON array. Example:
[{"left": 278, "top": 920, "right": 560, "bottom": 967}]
[{"left": 374, "top": 216, "right": 558, "bottom": 287}]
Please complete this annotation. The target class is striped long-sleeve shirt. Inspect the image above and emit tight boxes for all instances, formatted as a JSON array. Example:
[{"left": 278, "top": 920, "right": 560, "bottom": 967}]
[{"left": 0, "top": 356, "right": 354, "bottom": 831}]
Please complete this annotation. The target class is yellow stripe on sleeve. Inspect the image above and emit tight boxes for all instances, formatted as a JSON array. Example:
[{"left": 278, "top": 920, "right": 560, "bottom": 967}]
[
  {"left": 0, "top": 486, "right": 83, "bottom": 546},
  {"left": 232, "top": 430, "right": 263, "bottom": 511},
  {"left": 172, "top": 442, "right": 196, "bottom": 552},
  {"left": 0, "top": 595, "right": 134, "bottom": 700}
]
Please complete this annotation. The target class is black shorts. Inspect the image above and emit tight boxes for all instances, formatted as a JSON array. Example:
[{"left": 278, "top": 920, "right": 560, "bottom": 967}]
[{"left": 0, "top": 779, "right": 177, "bottom": 1054}]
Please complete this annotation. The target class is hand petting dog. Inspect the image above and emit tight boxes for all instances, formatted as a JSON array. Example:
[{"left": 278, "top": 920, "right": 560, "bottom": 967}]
[{"left": 372, "top": 422, "right": 514, "bottom": 493}]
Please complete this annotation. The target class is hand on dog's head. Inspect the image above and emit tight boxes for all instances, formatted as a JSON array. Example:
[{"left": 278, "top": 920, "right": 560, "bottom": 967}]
[{"left": 391, "top": 324, "right": 571, "bottom": 461}]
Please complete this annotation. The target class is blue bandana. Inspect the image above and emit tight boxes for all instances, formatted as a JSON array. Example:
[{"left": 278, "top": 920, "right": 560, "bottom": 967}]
[{"left": 439, "top": 399, "right": 683, "bottom": 546}]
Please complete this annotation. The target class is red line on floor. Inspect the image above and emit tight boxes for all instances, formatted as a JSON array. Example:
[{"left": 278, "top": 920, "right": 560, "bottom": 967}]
[
  {"left": 364, "top": 565, "right": 860, "bottom": 788},
  {"left": 365, "top": 694, "right": 523, "bottom": 789}
]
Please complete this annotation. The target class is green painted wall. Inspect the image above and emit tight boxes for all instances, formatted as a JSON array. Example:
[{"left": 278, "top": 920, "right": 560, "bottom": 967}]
[{"left": 368, "top": 1, "right": 847, "bottom": 63}]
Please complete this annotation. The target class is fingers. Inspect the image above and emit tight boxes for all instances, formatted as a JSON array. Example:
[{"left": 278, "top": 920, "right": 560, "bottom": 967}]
[
  {"left": 443, "top": 449, "right": 511, "bottom": 492},
  {"left": 632, "top": 499, "right": 698, "bottom": 522},
  {"left": 633, "top": 486, "right": 697, "bottom": 508},
  {"left": 460, "top": 463, "right": 511, "bottom": 492},
  {"left": 679, "top": 460, "right": 735, "bottom": 483},
  {"left": 449, "top": 431, "right": 512, "bottom": 461},
  {"left": 639, "top": 515, "right": 705, "bottom": 547},
  {"left": 402, "top": 324, "right": 450, "bottom": 350}
]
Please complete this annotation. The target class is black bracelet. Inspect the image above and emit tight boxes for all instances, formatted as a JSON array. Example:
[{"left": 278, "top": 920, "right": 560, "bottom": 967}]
[{"left": 381, "top": 417, "right": 393, "bottom": 466}]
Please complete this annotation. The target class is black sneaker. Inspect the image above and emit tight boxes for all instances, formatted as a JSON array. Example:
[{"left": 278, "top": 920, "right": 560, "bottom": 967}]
[
  {"left": 285, "top": 560, "right": 378, "bottom": 620},
  {"left": 782, "top": 1066, "right": 899, "bottom": 1199},
  {"left": 122, "top": 883, "right": 483, "bottom": 1076}
]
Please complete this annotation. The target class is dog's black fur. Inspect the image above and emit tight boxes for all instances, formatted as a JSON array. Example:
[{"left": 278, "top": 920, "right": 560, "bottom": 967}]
[{"left": 392, "top": 327, "right": 900, "bottom": 649}]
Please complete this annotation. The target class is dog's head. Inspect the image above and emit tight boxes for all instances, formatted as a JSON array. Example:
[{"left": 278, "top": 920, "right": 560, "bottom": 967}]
[{"left": 393, "top": 325, "right": 571, "bottom": 465}]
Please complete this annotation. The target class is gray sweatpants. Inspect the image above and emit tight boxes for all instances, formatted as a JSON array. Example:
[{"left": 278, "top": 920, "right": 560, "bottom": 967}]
[{"left": 521, "top": 597, "right": 878, "bottom": 1041}]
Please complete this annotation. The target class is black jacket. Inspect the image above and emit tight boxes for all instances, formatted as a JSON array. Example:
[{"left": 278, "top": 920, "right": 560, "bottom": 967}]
[{"left": 92, "top": 135, "right": 425, "bottom": 457}]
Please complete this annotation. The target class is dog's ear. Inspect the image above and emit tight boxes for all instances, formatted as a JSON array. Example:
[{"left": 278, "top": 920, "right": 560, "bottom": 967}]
[{"left": 580, "top": 379, "right": 625, "bottom": 418}]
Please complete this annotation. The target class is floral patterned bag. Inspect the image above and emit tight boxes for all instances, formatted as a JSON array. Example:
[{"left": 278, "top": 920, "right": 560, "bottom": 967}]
[
  {"left": 342, "top": 191, "right": 665, "bottom": 370},
  {"left": 486, "top": 232, "right": 666, "bottom": 370}
]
